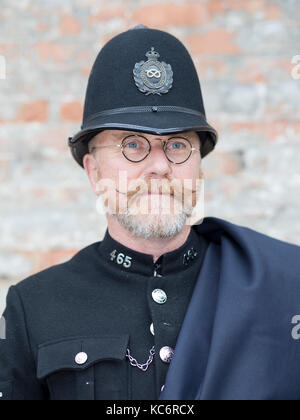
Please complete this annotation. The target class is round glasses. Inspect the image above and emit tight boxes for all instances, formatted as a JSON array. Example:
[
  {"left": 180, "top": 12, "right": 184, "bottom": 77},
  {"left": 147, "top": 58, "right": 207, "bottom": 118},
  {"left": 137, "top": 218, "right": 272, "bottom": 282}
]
[{"left": 91, "top": 134, "right": 201, "bottom": 164}]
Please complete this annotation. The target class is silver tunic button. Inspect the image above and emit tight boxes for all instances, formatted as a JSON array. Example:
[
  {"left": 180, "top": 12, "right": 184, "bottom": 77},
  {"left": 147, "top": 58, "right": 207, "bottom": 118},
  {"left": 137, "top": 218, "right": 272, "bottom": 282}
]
[
  {"left": 152, "top": 289, "right": 167, "bottom": 304},
  {"left": 75, "top": 352, "right": 88, "bottom": 365},
  {"left": 161, "top": 384, "right": 165, "bottom": 392},
  {"left": 159, "top": 346, "right": 174, "bottom": 363},
  {"left": 150, "top": 322, "right": 155, "bottom": 336}
]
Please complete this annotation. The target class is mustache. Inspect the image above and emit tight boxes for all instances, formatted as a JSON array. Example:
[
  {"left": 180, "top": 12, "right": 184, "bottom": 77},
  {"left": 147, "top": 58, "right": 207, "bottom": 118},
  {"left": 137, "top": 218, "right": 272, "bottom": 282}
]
[
  {"left": 116, "top": 187, "right": 197, "bottom": 195},
  {"left": 116, "top": 181, "right": 198, "bottom": 200},
  {"left": 95, "top": 170, "right": 204, "bottom": 201},
  {"left": 116, "top": 184, "right": 175, "bottom": 196}
]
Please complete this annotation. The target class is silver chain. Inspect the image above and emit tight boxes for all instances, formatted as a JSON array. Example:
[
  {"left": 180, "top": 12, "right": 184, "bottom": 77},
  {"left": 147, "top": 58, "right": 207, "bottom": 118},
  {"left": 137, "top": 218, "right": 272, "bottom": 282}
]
[{"left": 126, "top": 346, "right": 155, "bottom": 371}]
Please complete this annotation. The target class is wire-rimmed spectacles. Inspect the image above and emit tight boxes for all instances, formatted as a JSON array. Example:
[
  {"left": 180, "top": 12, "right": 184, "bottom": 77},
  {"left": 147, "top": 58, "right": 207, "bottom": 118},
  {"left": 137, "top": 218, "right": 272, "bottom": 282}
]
[{"left": 90, "top": 134, "right": 201, "bottom": 164}]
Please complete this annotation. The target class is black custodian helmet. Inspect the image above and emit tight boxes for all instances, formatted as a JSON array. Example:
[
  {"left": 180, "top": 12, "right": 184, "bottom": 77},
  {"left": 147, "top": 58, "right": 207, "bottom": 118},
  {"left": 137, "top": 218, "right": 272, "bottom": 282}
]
[{"left": 68, "top": 25, "right": 218, "bottom": 168}]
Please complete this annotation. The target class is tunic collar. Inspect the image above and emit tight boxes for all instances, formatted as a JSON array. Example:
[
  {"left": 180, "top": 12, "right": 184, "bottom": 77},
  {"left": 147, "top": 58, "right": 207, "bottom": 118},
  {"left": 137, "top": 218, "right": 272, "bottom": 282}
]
[{"left": 98, "top": 226, "right": 208, "bottom": 276}]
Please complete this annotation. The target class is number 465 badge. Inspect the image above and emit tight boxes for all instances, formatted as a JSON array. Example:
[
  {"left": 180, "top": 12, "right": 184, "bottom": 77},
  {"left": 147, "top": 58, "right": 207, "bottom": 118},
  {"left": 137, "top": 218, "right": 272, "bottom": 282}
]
[{"left": 110, "top": 250, "right": 132, "bottom": 268}]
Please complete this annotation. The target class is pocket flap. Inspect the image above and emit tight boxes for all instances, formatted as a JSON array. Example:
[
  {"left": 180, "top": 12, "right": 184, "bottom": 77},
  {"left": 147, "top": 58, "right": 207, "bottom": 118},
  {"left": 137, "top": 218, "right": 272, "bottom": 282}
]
[
  {"left": 37, "top": 335, "right": 129, "bottom": 380},
  {"left": 0, "top": 381, "right": 13, "bottom": 400}
]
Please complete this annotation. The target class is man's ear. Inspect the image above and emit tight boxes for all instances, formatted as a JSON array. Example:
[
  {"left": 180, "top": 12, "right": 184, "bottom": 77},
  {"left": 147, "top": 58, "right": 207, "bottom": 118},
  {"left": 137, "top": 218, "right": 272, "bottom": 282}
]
[{"left": 83, "top": 153, "right": 101, "bottom": 196}]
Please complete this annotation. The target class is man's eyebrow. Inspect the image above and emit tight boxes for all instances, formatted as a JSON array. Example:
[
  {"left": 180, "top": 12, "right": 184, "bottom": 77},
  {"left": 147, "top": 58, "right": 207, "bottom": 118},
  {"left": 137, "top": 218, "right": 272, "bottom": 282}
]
[
  {"left": 110, "top": 131, "right": 137, "bottom": 140},
  {"left": 110, "top": 131, "right": 197, "bottom": 142},
  {"left": 119, "top": 131, "right": 141, "bottom": 137},
  {"left": 115, "top": 131, "right": 192, "bottom": 137}
]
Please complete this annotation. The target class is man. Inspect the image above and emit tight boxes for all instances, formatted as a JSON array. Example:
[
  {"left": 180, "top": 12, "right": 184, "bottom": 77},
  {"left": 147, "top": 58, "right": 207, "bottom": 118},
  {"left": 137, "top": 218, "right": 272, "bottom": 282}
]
[{"left": 1, "top": 26, "right": 300, "bottom": 401}]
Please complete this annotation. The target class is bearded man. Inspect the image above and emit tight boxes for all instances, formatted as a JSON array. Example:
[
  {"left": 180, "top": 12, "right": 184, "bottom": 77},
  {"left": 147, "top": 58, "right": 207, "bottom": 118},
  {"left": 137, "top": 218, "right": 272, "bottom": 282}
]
[{"left": 1, "top": 26, "right": 300, "bottom": 401}]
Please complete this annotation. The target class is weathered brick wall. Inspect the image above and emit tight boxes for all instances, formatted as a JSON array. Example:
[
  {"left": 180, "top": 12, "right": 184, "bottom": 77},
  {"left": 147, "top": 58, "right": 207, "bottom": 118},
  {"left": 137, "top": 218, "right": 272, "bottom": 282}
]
[{"left": 0, "top": 0, "right": 300, "bottom": 313}]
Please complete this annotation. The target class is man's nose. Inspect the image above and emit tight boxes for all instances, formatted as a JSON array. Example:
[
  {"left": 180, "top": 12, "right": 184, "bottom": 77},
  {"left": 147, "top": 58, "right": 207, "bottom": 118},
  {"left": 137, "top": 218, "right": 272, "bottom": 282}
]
[{"left": 145, "top": 139, "right": 172, "bottom": 173}]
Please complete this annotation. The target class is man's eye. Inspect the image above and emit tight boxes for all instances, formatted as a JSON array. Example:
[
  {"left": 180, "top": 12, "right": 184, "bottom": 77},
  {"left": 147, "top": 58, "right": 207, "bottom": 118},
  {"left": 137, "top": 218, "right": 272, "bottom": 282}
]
[
  {"left": 125, "top": 141, "right": 139, "bottom": 149},
  {"left": 124, "top": 138, "right": 147, "bottom": 149},
  {"left": 168, "top": 141, "right": 186, "bottom": 150},
  {"left": 172, "top": 143, "right": 183, "bottom": 149}
]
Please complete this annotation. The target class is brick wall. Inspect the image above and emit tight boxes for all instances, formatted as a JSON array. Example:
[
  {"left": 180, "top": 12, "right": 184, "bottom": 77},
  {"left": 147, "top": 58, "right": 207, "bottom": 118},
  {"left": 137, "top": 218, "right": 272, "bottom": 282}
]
[{"left": 0, "top": 0, "right": 300, "bottom": 313}]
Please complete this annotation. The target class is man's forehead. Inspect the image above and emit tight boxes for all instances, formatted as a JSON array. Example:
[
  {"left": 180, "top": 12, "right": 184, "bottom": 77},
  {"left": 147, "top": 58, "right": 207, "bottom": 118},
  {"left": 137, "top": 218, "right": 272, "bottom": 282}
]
[{"left": 93, "top": 129, "right": 198, "bottom": 143}]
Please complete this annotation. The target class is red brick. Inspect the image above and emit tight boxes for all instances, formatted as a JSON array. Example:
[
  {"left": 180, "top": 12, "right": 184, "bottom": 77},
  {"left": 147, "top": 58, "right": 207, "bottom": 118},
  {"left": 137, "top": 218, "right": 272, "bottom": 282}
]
[
  {"left": 36, "top": 42, "right": 75, "bottom": 63},
  {"left": 32, "top": 188, "right": 48, "bottom": 199},
  {"left": 0, "top": 43, "right": 18, "bottom": 57},
  {"left": 236, "top": 60, "right": 266, "bottom": 83},
  {"left": 187, "top": 29, "right": 240, "bottom": 55},
  {"left": 26, "top": 250, "right": 78, "bottom": 275},
  {"left": 80, "top": 66, "right": 93, "bottom": 77},
  {"left": 132, "top": 3, "right": 209, "bottom": 27},
  {"left": 44, "top": 250, "right": 78, "bottom": 267},
  {"left": 204, "top": 152, "right": 243, "bottom": 179},
  {"left": 60, "top": 13, "right": 81, "bottom": 35},
  {"left": 76, "top": 50, "right": 94, "bottom": 76},
  {"left": 230, "top": 121, "right": 300, "bottom": 142},
  {"left": 275, "top": 58, "right": 294, "bottom": 76},
  {"left": 60, "top": 101, "right": 83, "bottom": 122},
  {"left": 265, "top": 3, "right": 282, "bottom": 20},
  {"left": 15, "top": 100, "right": 48, "bottom": 123},
  {"left": 36, "top": 23, "right": 49, "bottom": 32},
  {"left": 89, "top": 7, "right": 126, "bottom": 23},
  {"left": 0, "top": 43, "right": 8, "bottom": 55},
  {"left": 208, "top": 0, "right": 281, "bottom": 20},
  {"left": 195, "top": 57, "right": 230, "bottom": 79},
  {"left": 223, "top": 154, "right": 243, "bottom": 175},
  {"left": 208, "top": 0, "right": 265, "bottom": 14},
  {"left": 34, "top": 126, "right": 71, "bottom": 151},
  {"left": 102, "top": 31, "right": 124, "bottom": 45}
]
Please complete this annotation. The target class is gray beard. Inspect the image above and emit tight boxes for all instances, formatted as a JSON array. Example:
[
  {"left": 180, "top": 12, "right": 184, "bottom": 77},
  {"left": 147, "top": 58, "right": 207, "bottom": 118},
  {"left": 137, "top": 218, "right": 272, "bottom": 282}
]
[
  {"left": 105, "top": 195, "right": 193, "bottom": 239},
  {"left": 97, "top": 191, "right": 197, "bottom": 239},
  {"left": 110, "top": 211, "right": 190, "bottom": 239}
]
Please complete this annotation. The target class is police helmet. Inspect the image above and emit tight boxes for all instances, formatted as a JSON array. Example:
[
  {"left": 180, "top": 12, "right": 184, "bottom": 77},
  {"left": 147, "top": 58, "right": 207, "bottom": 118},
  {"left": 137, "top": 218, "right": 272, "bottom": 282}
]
[{"left": 68, "top": 25, "right": 218, "bottom": 168}]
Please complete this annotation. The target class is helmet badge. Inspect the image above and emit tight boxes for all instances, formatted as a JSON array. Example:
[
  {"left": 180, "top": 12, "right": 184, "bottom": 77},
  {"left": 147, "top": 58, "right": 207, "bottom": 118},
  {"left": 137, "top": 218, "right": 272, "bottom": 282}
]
[{"left": 133, "top": 47, "right": 173, "bottom": 96}]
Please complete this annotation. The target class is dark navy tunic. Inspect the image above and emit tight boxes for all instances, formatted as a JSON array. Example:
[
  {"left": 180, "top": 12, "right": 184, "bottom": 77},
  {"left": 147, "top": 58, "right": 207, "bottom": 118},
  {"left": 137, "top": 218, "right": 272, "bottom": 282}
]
[
  {"left": 2, "top": 216, "right": 300, "bottom": 400},
  {"left": 0, "top": 225, "right": 208, "bottom": 400}
]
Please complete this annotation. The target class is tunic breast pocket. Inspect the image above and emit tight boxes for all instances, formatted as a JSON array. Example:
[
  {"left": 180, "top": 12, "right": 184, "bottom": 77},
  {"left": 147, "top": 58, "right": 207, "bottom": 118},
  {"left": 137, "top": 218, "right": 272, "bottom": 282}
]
[{"left": 37, "top": 335, "right": 130, "bottom": 400}]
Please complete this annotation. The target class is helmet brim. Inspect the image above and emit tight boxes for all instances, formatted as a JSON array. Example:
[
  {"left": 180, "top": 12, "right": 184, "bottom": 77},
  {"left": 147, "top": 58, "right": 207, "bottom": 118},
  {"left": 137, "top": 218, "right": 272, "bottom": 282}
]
[{"left": 68, "top": 109, "right": 218, "bottom": 168}]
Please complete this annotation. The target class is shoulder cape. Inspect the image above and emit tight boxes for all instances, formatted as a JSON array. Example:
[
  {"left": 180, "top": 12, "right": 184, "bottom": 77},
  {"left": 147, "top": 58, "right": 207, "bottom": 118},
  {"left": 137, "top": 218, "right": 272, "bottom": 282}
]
[{"left": 160, "top": 217, "right": 300, "bottom": 400}]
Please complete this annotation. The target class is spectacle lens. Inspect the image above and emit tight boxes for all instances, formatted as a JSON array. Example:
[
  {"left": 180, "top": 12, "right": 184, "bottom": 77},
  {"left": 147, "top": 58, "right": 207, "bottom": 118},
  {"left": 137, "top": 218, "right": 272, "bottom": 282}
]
[{"left": 121, "top": 135, "right": 192, "bottom": 164}]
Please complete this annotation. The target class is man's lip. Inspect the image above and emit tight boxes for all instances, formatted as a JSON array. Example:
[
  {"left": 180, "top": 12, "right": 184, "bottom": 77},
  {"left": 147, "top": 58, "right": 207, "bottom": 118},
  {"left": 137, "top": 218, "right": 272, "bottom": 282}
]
[
  {"left": 147, "top": 192, "right": 172, "bottom": 196},
  {"left": 134, "top": 192, "right": 171, "bottom": 197}
]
